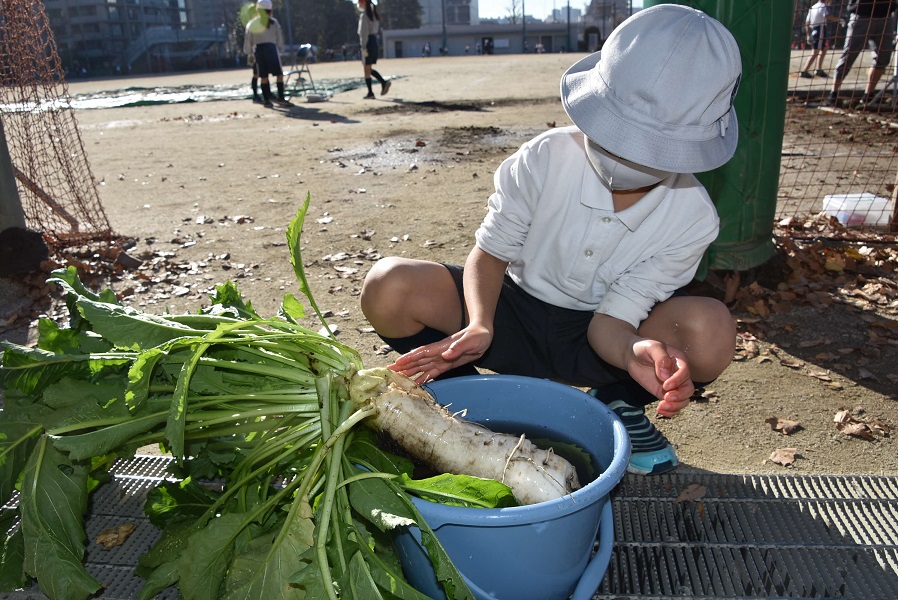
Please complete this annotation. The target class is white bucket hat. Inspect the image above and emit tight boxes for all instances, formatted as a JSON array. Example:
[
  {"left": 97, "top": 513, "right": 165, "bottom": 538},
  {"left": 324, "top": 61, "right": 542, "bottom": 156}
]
[
  {"left": 257, "top": 0, "right": 273, "bottom": 10},
  {"left": 561, "top": 4, "right": 741, "bottom": 173}
]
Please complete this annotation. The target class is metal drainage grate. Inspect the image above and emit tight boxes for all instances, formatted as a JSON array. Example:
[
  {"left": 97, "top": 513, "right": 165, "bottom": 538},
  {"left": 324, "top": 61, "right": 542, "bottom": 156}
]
[
  {"left": 594, "top": 472, "right": 898, "bottom": 599},
  {"left": 2, "top": 460, "right": 896, "bottom": 599}
]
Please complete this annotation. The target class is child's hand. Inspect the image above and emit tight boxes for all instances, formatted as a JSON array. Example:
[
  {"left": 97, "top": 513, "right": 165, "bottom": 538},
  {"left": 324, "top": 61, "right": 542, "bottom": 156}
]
[
  {"left": 389, "top": 325, "right": 492, "bottom": 383},
  {"left": 627, "top": 340, "right": 694, "bottom": 417}
]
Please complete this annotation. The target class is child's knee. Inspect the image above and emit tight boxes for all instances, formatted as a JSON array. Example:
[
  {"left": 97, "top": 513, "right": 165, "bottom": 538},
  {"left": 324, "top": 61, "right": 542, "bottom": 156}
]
[
  {"left": 361, "top": 258, "right": 402, "bottom": 313},
  {"left": 361, "top": 257, "right": 427, "bottom": 321},
  {"left": 693, "top": 299, "right": 736, "bottom": 377}
]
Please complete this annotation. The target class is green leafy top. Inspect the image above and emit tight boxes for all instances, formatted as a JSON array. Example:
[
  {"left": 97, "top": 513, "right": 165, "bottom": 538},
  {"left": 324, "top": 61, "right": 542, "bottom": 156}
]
[{"left": 0, "top": 196, "right": 478, "bottom": 600}]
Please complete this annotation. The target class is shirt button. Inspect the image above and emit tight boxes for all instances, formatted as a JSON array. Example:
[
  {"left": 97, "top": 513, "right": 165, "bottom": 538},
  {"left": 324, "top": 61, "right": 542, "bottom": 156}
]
[
  {"left": 602, "top": 217, "right": 612, "bottom": 223},
  {"left": 585, "top": 249, "right": 593, "bottom": 257}
]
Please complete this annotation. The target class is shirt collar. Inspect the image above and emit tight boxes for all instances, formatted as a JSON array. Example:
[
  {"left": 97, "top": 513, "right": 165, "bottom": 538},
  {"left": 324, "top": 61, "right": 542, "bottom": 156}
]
[
  {"left": 615, "top": 177, "right": 673, "bottom": 231},
  {"left": 581, "top": 170, "right": 675, "bottom": 232}
]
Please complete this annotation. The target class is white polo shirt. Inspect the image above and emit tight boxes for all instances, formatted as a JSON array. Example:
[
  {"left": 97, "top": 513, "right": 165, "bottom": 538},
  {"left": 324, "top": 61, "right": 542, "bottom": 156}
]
[
  {"left": 475, "top": 126, "right": 720, "bottom": 329},
  {"left": 806, "top": 2, "right": 829, "bottom": 27},
  {"left": 243, "top": 16, "right": 284, "bottom": 54}
]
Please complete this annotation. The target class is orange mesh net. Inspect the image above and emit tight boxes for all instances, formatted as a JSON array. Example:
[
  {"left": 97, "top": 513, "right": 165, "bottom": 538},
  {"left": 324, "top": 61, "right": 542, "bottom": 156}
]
[{"left": 0, "top": 0, "right": 114, "bottom": 245}]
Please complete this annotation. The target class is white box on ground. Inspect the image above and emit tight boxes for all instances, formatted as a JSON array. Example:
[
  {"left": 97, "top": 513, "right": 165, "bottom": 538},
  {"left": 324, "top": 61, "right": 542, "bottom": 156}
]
[{"left": 822, "top": 193, "right": 894, "bottom": 227}]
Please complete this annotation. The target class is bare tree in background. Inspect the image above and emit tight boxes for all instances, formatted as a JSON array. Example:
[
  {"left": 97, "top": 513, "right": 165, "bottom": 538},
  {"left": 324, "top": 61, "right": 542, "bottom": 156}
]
[{"left": 506, "top": 0, "right": 522, "bottom": 23}]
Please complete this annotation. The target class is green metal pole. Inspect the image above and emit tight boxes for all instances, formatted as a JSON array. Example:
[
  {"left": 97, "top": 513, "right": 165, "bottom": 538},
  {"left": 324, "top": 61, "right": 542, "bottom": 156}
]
[
  {"left": 0, "top": 117, "right": 26, "bottom": 231},
  {"left": 642, "top": 0, "right": 795, "bottom": 273}
]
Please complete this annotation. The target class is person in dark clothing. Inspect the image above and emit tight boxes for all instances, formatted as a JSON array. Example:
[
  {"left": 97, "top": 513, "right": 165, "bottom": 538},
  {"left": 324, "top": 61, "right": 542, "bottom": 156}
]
[{"left": 825, "top": 0, "right": 897, "bottom": 106}]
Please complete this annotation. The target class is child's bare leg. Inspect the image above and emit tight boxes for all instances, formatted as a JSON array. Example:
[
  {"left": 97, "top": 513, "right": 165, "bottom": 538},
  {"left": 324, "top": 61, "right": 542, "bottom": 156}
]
[
  {"left": 361, "top": 257, "right": 463, "bottom": 338},
  {"left": 637, "top": 295, "right": 736, "bottom": 383},
  {"left": 803, "top": 50, "right": 819, "bottom": 73}
]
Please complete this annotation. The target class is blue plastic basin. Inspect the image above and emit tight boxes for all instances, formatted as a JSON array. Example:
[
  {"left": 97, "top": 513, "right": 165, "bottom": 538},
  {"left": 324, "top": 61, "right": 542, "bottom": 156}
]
[{"left": 393, "top": 375, "right": 630, "bottom": 600}]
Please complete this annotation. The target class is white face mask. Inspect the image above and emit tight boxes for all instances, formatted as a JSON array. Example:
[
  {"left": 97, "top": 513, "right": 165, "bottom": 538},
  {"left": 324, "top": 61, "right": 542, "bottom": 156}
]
[{"left": 584, "top": 138, "right": 671, "bottom": 191}]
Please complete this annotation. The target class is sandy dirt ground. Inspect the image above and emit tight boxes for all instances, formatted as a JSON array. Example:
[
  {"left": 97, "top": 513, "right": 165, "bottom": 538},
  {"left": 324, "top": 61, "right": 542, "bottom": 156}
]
[{"left": 2, "top": 53, "right": 896, "bottom": 477}]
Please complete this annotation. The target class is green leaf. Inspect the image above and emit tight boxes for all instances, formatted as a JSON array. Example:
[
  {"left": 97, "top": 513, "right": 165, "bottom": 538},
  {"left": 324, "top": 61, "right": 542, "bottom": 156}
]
[
  {"left": 279, "top": 293, "right": 306, "bottom": 323},
  {"left": 206, "top": 281, "right": 261, "bottom": 320},
  {"left": 346, "top": 430, "right": 414, "bottom": 477},
  {"left": 0, "top": 343, "right": 88, "bottom": 396},
  {"left": 343, "top": 520, "right": 432, "bottom": 600},
  {"left": 41, "top": 377, "right": 124, "bottom": 412},
  {"left": 222, "top": 505, "right": 314, "bottom": 600},
  {"left": 0, "top": 420, "right": 43, "bottom": 506},
  {"left": 20, "top": 437, "right": 101, "bottom": 600},
  {"left": 286, "top": 195, "right": 333, "bottom": 336},
  {"left": 348, "top": 476, "right": 416, "bottom": 533},
  {"left": 391, "top": 493, "right": 475, "bottom": 600},
  {"left": 36, "top": 318, "right": 82, "bottom": 354},
  {"left": 287, "top": 550, "right": 329, "bottom": 596},
  {"left": 286, "top": 197, "right": 313, "bottom": 304},
  {"left": 49, "top": 409, "right": 167, "bottom": 461},
  {"left": 50, "top": 266, "right": 115, "bottom": 305},
  {"left": 125, "top": 346, "right": 168, "bottom": 411},
  {"left": 0, "top": 511, "right": 26, "bottom": 591},
  {"left": 0, "top": 341, "right": 130, "bottom": 397},
  {"left": 164, "top": 325, "right": 231, "bottom": 461},
  {"left": 399, "top": 473, "right": 518, "bottom": 509},
  {"left": 49, "top": 272, "right": 203, "bottom": 351},
  {"left": 175, "top": 513, "right": 245, "bottom": 600},
  {"left": 136, "top": 559, "right": 180, "bottom": 600},
  {"left": 144, "top": 479, "right": 218, "bottom": 529},
  {"left": 348, "top": 550, "right": 385, "bottom": 599},
  {"left": 136, "top": 519, "right": 196, "bottom": 573}
]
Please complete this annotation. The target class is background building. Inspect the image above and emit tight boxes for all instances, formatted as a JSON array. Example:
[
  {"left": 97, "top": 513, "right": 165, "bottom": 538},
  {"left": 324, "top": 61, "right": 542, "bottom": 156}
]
[
  {"left": 44, "top": 0, "right": 238, "bottom": 76},
  {"left": 43, "top": 0, "right": 633, "bottom": 76},
  {"left": 419, "top": 0, "right": 480, "bottom": 27}
]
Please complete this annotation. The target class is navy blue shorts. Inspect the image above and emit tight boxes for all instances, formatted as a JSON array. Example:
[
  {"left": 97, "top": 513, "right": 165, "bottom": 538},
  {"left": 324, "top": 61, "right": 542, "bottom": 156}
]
[
  {"left": 364, "top": 35, "right": 379, "bottom": 65},
  {"left": 809, "top": 25, "right": 827, "bottom": 50},
  {"left": 254, "top": 43, "right": 283, "bottom": 78},
  {"left": 443, "top": 264, "right": 631, "bottom": 388}
]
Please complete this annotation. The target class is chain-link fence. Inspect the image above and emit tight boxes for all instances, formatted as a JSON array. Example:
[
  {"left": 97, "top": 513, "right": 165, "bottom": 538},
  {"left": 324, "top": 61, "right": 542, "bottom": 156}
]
[
  {"left": 0, "top": 0, "right": 114, "bottom": 246},
  {"left": 782, "top": 0, "right": 898, "bottom": 236}
]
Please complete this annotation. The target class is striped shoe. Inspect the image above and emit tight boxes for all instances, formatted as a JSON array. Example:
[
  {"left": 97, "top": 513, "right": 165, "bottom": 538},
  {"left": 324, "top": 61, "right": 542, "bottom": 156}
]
[{"left": 603, "top": 398, "right": 679, "bottom": 476}]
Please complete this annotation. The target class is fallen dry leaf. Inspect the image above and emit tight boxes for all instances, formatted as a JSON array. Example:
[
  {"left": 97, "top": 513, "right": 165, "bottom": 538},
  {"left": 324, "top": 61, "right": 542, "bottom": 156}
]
[
  {"left": 741, "top": 339, "right": 760, "bottom": 358},
  {"left": 770, "top": 448, "right": 800, "bottom": 466},
  {"left": 833, "top": 408, "right": 887, "bottom": 440},
  {"left": 838, "top": 421, "right": 876, "bottom": 440},
  {"left": 807, "top": 371, "right": 832, "bottom": 382},
  {"left": 833, "top": 409, "right": 852, "bottom": 424},
  {"left": 765, "top": 416, "right": 803, "bottom": 435},
  {"left": 674, "top": 483, "right": 707, "bottom": 503},
  {"left": 96, "top": 523, "right": 136, "bottom": 549},
  {"left": 780, "top": 358, "right": 804, "bottom": 369},
  {"left": 699, "top": 389, "right": 718, "bottom": 402},
  {"left": 870, "top": 419, "right": 891, "bottom": 436}
]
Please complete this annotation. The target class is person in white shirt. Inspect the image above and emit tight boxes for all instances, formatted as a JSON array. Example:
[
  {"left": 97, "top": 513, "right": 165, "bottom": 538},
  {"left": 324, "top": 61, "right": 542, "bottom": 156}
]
[
  {"left": 243, "top": 0, "right": 289, "bottom": 107},
  {"left": 357, "top": 0, "right": 391, "bottom": 99},
  {"left": 801, "top": 0, "right": 842, "bottom": 78},
  {"left": 360, "top": 5, "right": 741, "bottom": 476}
]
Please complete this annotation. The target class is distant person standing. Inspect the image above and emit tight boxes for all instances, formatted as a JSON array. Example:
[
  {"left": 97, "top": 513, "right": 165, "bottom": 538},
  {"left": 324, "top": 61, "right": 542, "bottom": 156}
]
[
  {"left": 244, "top": 0, "right": 290, "bottom": 107},
  {"left": 358, "top": 0, "right": 391, "bottom": 99},
  {"left": 800, "top": 0, "right": 842, "bottom": 78},
  {"left": 824, "top": 0, "right": 897, "bottom": 107}
]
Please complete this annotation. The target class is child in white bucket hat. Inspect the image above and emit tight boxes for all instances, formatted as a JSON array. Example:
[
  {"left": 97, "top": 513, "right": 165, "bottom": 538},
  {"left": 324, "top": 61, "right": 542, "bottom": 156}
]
[{"left": 360, "top": 4, "right": 741, "bottom": 476}]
